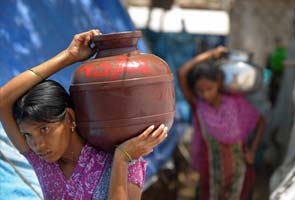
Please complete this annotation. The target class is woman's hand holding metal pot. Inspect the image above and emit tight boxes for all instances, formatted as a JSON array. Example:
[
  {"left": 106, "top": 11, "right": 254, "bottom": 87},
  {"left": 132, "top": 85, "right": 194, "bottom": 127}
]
[
  {"left": 211, "top": 46, "right": 228, "bottom": 59},
  {"left": 117, "top": 124, "right": 168, "bottom": 162},
  {"left": 65, "top": 29, "right": 102, "bottom": 63}
]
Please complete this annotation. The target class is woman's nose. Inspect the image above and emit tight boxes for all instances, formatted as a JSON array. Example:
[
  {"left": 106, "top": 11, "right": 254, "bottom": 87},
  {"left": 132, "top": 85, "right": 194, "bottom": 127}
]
[
  {"left": 203, "top": 92, "right": 211, "bottom": 101},
  {"left": 31, "top": 134, "right": 46, "bottom": 151}
]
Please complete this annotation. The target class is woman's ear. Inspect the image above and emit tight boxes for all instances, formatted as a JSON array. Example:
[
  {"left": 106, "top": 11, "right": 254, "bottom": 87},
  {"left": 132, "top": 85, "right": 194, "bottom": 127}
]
[{"left": 65, "top": 108, "right": 76, "bottom": 125}]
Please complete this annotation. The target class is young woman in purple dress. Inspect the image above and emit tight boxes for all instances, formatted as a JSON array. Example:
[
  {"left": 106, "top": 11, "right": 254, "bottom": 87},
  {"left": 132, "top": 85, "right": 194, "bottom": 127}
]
[{"left": 0, "top": 30, "right": 168, "bottom": 200}]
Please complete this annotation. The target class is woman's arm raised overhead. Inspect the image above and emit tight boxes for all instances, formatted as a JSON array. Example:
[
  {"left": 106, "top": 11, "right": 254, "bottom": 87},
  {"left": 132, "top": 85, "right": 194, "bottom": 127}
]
[
  {"left": 177, "top": 46, "right": 228, "bottom": 106},
  {"left": 0, "top": 30, "right": 100, "bottom": 153}
]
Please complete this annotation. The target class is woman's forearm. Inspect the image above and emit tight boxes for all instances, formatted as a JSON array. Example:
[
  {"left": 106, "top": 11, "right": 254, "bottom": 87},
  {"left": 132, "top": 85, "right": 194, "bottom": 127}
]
[
  {"left": 178, "top": 49, "right": 215, "bottom": 78},
  {"left": 108, "top": 150, "right": 129, "bottom": 200},
  {"left": 250, "top": 117, "right": 265, "bottom": 153},
  {"left": 0, "top": 29, "right": 100, "bottom": 107},
  {"left": 0, "top": 50, "right": 74, "bottom": 107},
  {"left": 177, "top": 48, "right": 218, "bottom": 105}
]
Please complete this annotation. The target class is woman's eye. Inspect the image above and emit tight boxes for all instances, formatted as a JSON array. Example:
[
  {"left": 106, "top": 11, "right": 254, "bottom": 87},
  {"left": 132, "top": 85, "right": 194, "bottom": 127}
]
[
  {"left": 23, "top": 132, "right": 32, "bottom": 138},
  {"left": 40, "top": 126, "right": 49, "bottom": 133}
]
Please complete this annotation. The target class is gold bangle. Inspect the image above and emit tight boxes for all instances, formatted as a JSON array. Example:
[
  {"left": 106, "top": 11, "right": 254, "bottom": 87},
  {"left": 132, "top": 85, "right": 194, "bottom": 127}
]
[
  {"left": 115, "top": 145, "right": 132, "bottom": 162},
  {"left": 29, "top": 69, "right": 45, "bottom": 80}
]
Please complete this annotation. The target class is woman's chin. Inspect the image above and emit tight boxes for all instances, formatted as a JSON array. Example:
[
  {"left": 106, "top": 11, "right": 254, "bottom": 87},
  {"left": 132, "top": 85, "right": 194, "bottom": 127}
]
[{"left": 40, "top": 152, "right": 58, "bottom": 163}]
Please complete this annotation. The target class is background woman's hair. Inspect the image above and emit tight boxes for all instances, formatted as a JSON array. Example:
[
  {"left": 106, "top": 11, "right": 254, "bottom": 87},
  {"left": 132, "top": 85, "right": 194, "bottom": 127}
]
[
  {"left": 186, "top": 59, "right": 224, "bottom": 90},
  {"left": 13, "top": 80, "right": 73, "bottom": 124}
]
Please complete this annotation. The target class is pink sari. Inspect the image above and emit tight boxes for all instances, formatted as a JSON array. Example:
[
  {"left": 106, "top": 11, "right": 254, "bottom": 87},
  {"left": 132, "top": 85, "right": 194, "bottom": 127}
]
[{"left": 191, "top": 94, "right": 260, "bottom": 200}]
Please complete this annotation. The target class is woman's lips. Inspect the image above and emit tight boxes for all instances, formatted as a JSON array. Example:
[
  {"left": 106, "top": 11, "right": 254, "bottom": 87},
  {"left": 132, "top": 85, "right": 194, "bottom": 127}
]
[{"left": 38, "top": 151, "right": 52, "bottom": 158}]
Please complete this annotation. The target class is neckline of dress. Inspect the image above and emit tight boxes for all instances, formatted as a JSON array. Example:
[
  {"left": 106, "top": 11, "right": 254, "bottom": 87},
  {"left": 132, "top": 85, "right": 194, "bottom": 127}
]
[{"left": 56, "top": 143, "right": 89, "bottom": 181}]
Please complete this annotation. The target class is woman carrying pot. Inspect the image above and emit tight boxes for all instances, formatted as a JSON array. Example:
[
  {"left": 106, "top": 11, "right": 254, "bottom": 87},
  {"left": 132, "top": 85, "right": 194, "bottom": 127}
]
[
  {"left": 0, "top": 30, "right": 168, "bottom": 200},
  {"left": 177, "top": 46, "right": 265, "bottom": 200}
]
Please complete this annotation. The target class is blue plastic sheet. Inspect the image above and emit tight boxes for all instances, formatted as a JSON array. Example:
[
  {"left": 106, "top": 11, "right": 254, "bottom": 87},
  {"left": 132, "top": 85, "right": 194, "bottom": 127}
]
[{"left": 0, "top": 126, "right": 42, "bottom": 199}]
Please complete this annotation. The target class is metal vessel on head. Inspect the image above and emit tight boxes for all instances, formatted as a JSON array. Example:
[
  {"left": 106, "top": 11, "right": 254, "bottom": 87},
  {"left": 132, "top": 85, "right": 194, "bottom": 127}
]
[
  {"left": 219, "top": 50, "right": 263, "bottom": 93},
  {"left": 70, "top": 31, "right": 175, "bottom": 152}
]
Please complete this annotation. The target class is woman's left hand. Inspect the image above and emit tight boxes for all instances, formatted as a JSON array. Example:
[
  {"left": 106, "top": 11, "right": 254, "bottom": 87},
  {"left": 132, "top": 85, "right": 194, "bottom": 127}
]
[
  {"left": 211, "top": 46, "right": 228, "bottom": 59},
  {"left": 117, "top": 124, "right": 168, "bottom": 161},
  {"left": 65, "top": 29, "right": 101, "bottom": 63}
]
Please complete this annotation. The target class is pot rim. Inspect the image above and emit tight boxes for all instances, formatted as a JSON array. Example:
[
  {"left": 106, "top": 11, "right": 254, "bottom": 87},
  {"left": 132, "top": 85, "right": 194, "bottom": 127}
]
[{"left": 93, "top": 31, "right": 142, "bottom": 42}]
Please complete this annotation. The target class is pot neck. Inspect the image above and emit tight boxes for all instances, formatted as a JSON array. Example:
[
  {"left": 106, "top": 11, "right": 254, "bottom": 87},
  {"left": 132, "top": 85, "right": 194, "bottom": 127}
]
[{"left": 95, "top": 47, "right": 139, "bottom": 58}]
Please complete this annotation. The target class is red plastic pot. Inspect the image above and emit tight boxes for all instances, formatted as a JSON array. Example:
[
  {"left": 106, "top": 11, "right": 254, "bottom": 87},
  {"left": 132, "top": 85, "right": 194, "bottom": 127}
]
[{"left": 70, "top": 31, "right": 175, "bottom": 151}]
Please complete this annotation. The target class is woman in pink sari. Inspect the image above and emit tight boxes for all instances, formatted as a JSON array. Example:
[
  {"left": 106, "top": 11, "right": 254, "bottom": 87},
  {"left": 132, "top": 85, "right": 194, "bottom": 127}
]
[
  {"left": 178, "top": 47, "right": 265, "bottom": 200},
  {"left": 0, "top": 30, "right": 168, "bottom": 200}
]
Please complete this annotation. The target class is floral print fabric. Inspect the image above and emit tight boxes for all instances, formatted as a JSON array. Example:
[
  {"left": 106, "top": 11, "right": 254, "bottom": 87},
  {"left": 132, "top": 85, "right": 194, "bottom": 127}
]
[
  {"left": 197, "top": 94, "right": 260, "bottom": 144},
  {"left": 191, "top": 94, "right": 260, "bottom": 171},
  {"left": 23, "top": 143, "right": 147, "bottom": 200}
]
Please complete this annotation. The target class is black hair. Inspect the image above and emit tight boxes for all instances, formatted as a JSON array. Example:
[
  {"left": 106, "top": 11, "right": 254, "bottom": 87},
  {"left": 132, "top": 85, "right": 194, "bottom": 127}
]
[
  {"left": 13, "top": 80, "right": 73, "bottom": 124},
  {"left": 186, "top": 59, "right": 224, "bottom": 91}
]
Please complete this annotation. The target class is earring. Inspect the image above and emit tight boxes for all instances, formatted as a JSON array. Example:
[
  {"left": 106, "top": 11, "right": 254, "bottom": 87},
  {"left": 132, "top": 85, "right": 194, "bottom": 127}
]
[{"left": 71, "top": 121, "right": 76, "bottom": 132}]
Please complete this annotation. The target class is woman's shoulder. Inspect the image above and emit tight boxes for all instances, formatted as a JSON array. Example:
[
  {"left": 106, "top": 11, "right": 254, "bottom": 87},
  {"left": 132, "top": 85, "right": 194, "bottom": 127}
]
[
  {"left": 221, "top": 92, "right": 247, "bottom": 104},
  {"left": 222, "top": 92, "right": 244, "bottom": 99}
]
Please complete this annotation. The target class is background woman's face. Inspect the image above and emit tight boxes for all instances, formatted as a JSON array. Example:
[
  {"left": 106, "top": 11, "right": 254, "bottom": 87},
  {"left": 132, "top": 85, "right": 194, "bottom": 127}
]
[
  {"left": 194, "top": 78, "right": 220, "bottom": 105},
  {"left": 19, "top": 119, "right": 71, "bottom": 163}
]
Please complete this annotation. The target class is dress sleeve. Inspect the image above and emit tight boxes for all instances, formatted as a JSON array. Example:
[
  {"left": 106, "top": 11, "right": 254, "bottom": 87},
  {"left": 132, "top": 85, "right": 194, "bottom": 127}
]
[{"left": 127, "top": 158, "right": 148, "bottom": 189}]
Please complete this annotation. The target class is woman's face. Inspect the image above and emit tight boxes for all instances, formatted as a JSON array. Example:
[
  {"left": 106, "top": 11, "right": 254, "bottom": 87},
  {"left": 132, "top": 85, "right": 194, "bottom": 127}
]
[
  {"left": 19, "top": 118, "right": 72, "bottom": 163},
  {"left": 194, "top": 78, "right": 221, "bottom": 105}
]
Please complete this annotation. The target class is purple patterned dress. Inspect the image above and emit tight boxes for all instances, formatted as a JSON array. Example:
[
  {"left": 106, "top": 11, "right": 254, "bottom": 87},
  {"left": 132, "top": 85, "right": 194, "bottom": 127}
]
[
  {"left": 191, "top": 94, "right": 260, "bottom": 200},
  {"left": 23, "top": 143, "right": 147, "bottom": 200}
]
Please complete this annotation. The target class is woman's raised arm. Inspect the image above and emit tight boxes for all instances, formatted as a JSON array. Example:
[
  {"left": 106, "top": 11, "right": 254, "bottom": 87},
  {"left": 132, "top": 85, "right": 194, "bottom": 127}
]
[
  {"left": 0, "top": 29, "right": 100, "bottom": 153},
  {"left": 177, "top": 46, "right": 228, "bottom": 106}
]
